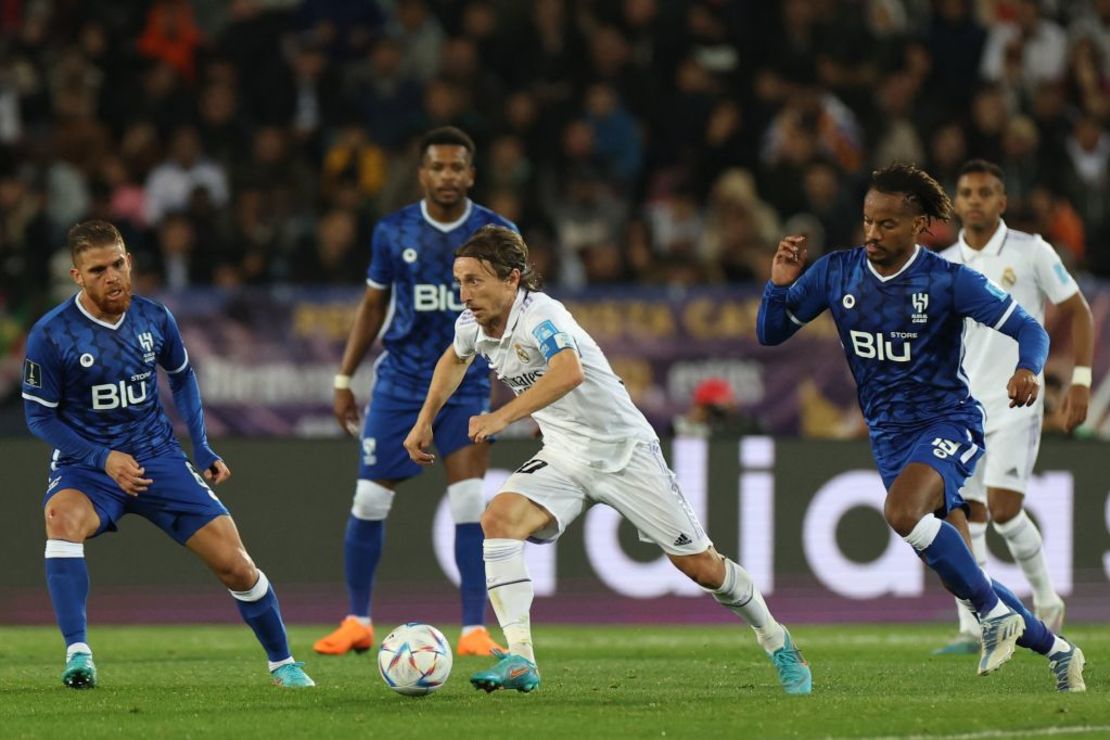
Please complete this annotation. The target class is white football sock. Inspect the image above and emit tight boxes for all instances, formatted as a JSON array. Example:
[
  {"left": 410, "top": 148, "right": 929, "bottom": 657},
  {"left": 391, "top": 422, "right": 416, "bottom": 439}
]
[
  {"left": 483, "top": 538, "right": 535, "bottom": 664},
  {"left": 994, "top": 511, "right": 1057, "bottom": 607},
  {"left": 66, "top": 642, "right": 92, "bottom": 661},
  {"left": 955, "top": 598, "right": 980, "bottom": 637},
  {"left": 707, "top": 558, "right": 785, "bottom": 654}
]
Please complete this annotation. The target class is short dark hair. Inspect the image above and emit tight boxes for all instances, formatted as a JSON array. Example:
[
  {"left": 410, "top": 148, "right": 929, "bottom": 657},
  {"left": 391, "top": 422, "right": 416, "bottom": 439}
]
[
  {"left": 455, "top": 225, "right": 542, "bottom": 290},
  {"left": 869, "top": 163, "right": 952, "bottom": 222},
  {"left": 419, "top": 126, "right": 476, "bottom": 163},
  {"left": 957, "top": 158, "right": 1005, "bottom": 187},
  {"left": 68, "top": 220, "right": 125, "bottom": 264}
]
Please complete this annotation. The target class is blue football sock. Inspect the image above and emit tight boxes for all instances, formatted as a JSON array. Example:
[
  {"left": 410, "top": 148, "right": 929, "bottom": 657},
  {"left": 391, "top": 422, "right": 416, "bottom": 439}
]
[
  {"left": 992, "top": 579, "right": 1055, "bottom": 655},
  {"left": 45, "top": 541, "right": 89, "bottom": 647},
  {"left": 455, "top": 523, "right": 486, "bottom": 626},
  {"left": 231, "top": 572, "right": 291, "bottom": 663},
  {"left": 345, "top": 516, "right": 384, "bottom": 618},
  {"left": 910, "top": 518, "right": 1000, "bottom": 615}
]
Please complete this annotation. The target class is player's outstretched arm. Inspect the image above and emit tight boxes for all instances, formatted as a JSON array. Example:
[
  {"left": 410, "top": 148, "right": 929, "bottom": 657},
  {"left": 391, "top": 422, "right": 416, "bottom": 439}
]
[
  {"left": 995, "top": 303, "right": 1049, "bottom": 409},
  {"left": 468, "top": 348, "right": 584, "bottom": 443},
  {"left": 335, "top": 286, "right": 391, "bottom": 437},
  {"left": 1056, "top": 291, "right": 1095, "bottom": 431},
  {"left": 404, "top": 345, "right": 474, "bottom": 464}
]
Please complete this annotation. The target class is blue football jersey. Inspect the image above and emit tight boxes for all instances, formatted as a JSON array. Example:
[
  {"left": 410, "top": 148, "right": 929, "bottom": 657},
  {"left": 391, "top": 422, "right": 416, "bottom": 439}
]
[
  {"left": 772, "top": 246, "right": 1018, "bottom": 428},
  {"left": 22, "top": 294, "right": 188, "bottom": 464},
  {"left": 366, "top": 199, "right": 517, "bottom": 399}
]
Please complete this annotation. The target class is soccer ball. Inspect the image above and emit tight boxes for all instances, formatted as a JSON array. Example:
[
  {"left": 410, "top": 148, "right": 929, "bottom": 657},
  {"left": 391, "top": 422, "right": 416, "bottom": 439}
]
[{"left": 377, "top": 622, "right": 453, "bottom": 696}]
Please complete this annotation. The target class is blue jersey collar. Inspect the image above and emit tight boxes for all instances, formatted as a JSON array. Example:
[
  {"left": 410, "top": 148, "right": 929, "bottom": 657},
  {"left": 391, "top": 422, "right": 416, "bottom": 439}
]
[
  {"left": 74, "top": 291, "right": 126, "bottom": 330},
  {"left": 865, "top": 244, "right": 922, "bottom": 283},
  {"left": 420, "top": 199, "right": 473, "bottom": 233}
]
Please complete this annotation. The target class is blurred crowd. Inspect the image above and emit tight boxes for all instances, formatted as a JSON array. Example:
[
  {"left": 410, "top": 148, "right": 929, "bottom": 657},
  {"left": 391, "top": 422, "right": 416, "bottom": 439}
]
[{"left": 1, "top": 0, "right": 1109, "bottom": 340}]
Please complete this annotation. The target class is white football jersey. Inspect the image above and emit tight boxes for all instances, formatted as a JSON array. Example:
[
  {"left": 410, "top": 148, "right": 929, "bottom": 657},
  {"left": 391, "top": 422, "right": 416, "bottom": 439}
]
[
  {"left": 454, "top": 290, "right": 656, "bottom": 472},
  {"left": 940, "top": 220, "right": 1078, "bottom": 432}
]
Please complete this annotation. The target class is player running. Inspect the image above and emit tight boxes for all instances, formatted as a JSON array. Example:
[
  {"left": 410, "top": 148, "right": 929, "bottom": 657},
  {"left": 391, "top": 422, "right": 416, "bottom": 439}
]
[
  {"left": 22, "top": 220, "right": 313, "bottom": 689},
  {"left": 403, "top": 225, "right": 812, "bottom": 696},
  {"left": 315, "top": 127, "right": 515, "bottom": 658},
  {"left": 757, "top": 163, "right": 1085, "bottom": 692},
  {"left": 933, "top": 159, "right": 1094, "bottom": 653}
]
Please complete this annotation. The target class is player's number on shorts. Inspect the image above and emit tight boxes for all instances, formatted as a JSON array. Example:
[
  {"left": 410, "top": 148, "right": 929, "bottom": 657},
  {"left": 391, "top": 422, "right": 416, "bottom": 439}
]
[
  {"left": 362, "top": 438, "right": 377, "bottom": 466},
  {"left": 515, "top": 459, "right": 548, "bottom": 474},
  {"left": 931, "top": 438, "right": 960, "bottom": 459}
]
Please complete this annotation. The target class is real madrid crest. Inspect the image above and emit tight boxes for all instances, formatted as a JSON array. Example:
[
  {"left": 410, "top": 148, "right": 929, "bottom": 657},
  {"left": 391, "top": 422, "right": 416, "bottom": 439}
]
[
  {"left": 514, "top": 344, "right": 529, "bottom": 362},
  {"left": 1001, "top": 267, "right": 1017, "bottom": 289}
]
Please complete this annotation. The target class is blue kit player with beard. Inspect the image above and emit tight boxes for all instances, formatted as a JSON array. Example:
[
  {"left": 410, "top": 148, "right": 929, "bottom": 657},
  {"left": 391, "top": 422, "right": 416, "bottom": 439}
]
[
  {"left": 757, "top": 163, "right": 1085, "bottom": 692},
  {"left": 22, "top": 220, "right": 313, "bottom": 690}
]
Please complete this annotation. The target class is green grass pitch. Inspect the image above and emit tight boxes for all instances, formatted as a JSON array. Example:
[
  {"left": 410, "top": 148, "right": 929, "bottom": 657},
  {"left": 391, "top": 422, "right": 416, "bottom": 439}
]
[{"left": 2, "top": 624, "right": 1108, "bottom": 739}]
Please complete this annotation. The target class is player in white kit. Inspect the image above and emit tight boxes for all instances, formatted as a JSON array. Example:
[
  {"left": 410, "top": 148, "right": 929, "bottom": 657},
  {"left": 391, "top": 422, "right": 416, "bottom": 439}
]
[
  {"left": 402, "top": 225, "right": 812, "bottom": 695},
  {"left": 936, "top": 160, "right": 1094, "bottom": 653}
]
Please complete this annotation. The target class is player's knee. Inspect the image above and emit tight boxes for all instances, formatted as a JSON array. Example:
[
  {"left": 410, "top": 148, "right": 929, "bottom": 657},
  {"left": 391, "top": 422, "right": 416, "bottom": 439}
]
[
  {"left": 480, "top": 504, "right": 522, "bottom": 539},
  {"left": 447, "top": 478, "right": 485, "bottom": 523},
  {"left": 43, "top": 502, "right": 96, "bottom": 541},
  {"left": 351, "top": 480, "right": 394, "bottom": 521},
  {"left": 216, "top": 554, "right": 258, "bottom": 591},
  {"left": 987, "top": 492, "right": 1022, "bottom": 524},
  {"left": 670, "top": 551, "right": 722, "bottom": 589},
  {"left": 882, "top": 499, "right": 919, "bottom": 537}
]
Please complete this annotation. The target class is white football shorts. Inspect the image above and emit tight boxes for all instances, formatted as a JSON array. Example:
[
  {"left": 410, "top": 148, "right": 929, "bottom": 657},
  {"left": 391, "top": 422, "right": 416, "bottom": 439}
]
[
  {"left": 499, "top": 439, "right": 711, "bottom": 556},
  {"left": 961, "top": 414, "right": 1042, "bottom": 502}
]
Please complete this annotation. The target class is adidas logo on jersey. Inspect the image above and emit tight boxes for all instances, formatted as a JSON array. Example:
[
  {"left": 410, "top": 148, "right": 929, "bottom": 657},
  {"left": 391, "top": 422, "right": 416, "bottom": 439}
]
[{"left": 673, "top": 533, "right": 692, "bottom": 546}]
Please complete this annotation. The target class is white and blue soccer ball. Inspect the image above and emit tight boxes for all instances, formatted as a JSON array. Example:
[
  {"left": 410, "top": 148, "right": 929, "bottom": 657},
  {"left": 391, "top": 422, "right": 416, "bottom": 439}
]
[{"left": 377, "top": 622, "right": 453, "bottom": 696}]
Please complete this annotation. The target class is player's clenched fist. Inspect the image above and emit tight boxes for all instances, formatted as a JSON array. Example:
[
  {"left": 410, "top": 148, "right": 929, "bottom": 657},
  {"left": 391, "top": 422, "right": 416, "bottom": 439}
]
[
  {"left": 1007, "top": 368, "right": 1040, "bottom": 408},
  {"left": 468, "top": 412, "right": 506, "bottom": 444},
  {"left": 771, "top": 235, "right": 808, "bottom": 287},
  {"left": 403, "top": 421, "right": 436, "bottom": 465}
]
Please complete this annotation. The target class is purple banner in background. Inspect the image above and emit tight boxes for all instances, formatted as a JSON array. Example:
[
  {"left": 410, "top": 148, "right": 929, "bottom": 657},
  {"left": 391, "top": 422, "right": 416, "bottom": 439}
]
[{"left": 161, "top": 283, "right": 1110, "bottom": 438}]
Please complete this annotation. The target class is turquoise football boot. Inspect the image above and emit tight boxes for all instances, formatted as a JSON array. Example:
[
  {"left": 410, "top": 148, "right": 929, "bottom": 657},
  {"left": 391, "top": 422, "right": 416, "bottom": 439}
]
[
  {"left": 977, "top": 612, "right": 1024, "bottom": 675},
  {"left": 932, "top": 632, "right": 980, "bottom": 655},
  {"left": 769, "top": 629, "right": 812, "bottom": 695},
  {"left": 62, "top": 652, "right": 97, "bottom": 689},
  {"left": 470, "top": 650, "right": 540, "bottom": 693},
  {"left": 271, "top": 662, "right": 316, "bottom": 688}
]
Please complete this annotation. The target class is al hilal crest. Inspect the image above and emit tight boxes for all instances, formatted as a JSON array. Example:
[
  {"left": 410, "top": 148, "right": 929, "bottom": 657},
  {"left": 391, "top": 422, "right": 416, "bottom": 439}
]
[{"left": 911, "top": 292, "right": 929, "bottom": 324}]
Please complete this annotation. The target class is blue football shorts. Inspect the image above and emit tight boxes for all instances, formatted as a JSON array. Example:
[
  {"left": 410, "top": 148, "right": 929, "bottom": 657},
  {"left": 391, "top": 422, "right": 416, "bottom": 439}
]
[
  {"left": 870, "top": 418, "right": 985, "bottom": 517},
  {"left": 358, "top": 388, "right": 490, "bottom": 482},
  {"left": 44, "top": 451, "right": 230, "bottom": 545}
]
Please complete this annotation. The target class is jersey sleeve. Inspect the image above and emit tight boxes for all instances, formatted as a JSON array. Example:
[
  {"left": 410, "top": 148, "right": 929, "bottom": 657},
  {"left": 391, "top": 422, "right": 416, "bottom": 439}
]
[
  {"left": 521, "top": 300, "right": 579, "bottom": 362},
  {"left": 21, "top": 326, "right": 62, "bottom": 408},
  {"left": 453, "top": 311, "right": 479, "bottom": 359},
  {"left": 757, "top": 255, "right": 831, "bottom": 345},
  {"left": 158, "top": 305, "right": 190, "bottom": 375},
  {"left": 366, "top": 222, "right": 393, "bottom": 289},
  {"left": 1032, "top": 236, "right": 1079, "bottom": 305},
  {"left": 952, "top": 264, "right": 1017, "bottom": 328}
]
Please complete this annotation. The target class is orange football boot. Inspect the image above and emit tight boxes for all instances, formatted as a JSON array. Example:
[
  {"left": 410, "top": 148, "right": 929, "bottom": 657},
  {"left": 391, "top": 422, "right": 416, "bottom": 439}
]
[
  {"left": 313, "top": 617, "right": 374, "bottom": 655},
  {"left": 456, "top": 627, "right": 506, "bottom": 657}
]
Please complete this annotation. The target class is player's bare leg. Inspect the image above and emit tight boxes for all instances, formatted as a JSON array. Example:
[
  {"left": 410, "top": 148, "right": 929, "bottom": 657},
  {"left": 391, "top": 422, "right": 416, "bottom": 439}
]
[
  {"left": 988, "top": 487, "right": 1065, "bottom": 632},
  {"left": 44, "top": 489, "right": 100, "bottom": 688},
  {"left": 470, "top": 492, "right": 550, "bottom": 693},
  {"left": 188, "top": 516, "right": 314, "bottom": 687},
  {"left": 670, "top": 547, "right": 811, "bottom": 695},
  {"left": 444, "top": 443, "right": 505, "bottom": 657}
]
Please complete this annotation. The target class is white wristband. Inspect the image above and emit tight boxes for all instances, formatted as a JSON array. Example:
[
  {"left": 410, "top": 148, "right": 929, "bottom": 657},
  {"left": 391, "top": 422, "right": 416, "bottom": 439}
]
[
  {"left": 1071, "top": 366, "right": 1092, "bottom": 388},
  {"left": 334, "top": 374, "right": 352, "bottom": 390}
]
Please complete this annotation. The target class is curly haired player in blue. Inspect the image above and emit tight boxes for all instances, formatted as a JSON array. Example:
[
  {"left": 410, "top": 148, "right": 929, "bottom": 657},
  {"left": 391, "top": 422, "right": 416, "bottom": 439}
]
[
  {"left": 22, "top": 220, "right": 313, "bottom": 689},
  {"left": 757, "top": 163, "right": 1085, "bottom": 692}
]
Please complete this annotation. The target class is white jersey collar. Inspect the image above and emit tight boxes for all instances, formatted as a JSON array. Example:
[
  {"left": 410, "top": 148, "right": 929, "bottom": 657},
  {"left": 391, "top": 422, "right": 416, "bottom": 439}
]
[
  {"left": 74, "top": 291, "right": 126, "bottom": 330},
  {"left": 866, "top": 244, "right": 922, "bottom": 282},
  {"left": 420, "top": 199, "right": 473, "bottom": 233},
  {"left": 958, "top": 219, "right": 1008, "bottom": 262}
]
